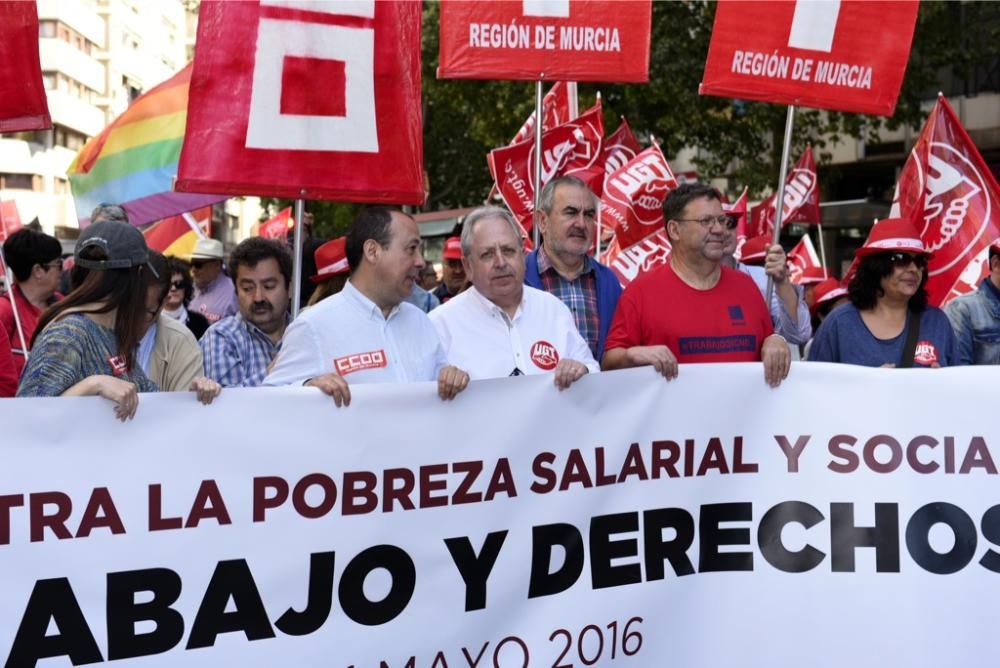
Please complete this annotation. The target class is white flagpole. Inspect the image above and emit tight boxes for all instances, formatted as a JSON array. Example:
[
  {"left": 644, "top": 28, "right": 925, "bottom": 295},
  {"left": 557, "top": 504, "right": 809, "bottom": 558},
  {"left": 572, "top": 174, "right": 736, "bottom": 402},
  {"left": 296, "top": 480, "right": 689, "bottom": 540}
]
[
  {"left": 532, "top": 80, "right": 544, "bottom": 249},
  {"left": 291, "top": 197, "right": 305, "bottom": 320}
]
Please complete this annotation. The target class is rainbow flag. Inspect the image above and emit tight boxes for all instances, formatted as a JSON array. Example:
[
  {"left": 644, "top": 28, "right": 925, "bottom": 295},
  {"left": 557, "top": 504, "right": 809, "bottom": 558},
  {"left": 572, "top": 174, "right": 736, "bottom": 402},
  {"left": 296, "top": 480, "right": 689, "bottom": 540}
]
[{"left": 68, "top": 64, "right": 224, "bottom": 227}]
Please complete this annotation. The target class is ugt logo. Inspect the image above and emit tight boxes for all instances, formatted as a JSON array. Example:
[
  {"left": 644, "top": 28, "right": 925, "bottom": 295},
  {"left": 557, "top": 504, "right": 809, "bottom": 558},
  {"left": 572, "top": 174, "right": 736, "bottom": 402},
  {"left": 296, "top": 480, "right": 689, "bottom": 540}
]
[{"left": 246, "top": 0, "right": 378, "bottom": 153}]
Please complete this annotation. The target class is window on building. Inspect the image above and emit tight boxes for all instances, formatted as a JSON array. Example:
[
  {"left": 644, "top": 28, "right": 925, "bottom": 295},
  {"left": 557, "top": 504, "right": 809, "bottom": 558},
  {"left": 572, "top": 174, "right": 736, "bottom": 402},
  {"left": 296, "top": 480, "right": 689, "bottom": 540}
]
[
  {"left": 0, "top": 174, "right": 35, "bottom": 191},
  {"left": 41, "top": 72, "right": 56, "bottom": 90},
  {"left": 54, "top": 178, "right": 71, "bottom": 195},
  {"left": 38, "top": 20, "right": 56, "bottom": 38}
]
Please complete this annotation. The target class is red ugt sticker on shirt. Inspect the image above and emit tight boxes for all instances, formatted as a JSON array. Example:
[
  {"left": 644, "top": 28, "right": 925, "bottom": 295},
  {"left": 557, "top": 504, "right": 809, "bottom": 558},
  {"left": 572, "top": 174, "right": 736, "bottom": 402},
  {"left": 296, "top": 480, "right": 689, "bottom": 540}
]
[
  {"left": 107, "top": 355, "right": 129, "bottom": 377},
  {"left": 530, "top": 341, "right": 560, "bottom": 370},
  {"left": 914, "top": 341, "right": 939, "bottom": 366},
  {"left": 335, "top": 350, "right": 387, "bottom": 376}
]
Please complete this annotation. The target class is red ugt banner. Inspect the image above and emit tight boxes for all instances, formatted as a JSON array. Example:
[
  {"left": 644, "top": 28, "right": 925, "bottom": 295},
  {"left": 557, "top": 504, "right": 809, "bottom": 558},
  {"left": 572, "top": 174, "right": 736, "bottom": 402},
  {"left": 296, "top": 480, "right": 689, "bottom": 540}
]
[
  {"left": 0, "top": 1, "right": 51, "bottom": 133},
  {"left": 890, "top": 96, "right": 1000, "bottom": 307},
  {"left": 176, "top": 1, "right": 423, "bottom": 203},
  {"left": 700, "top": 0, "right": 918, "bottom": 117},
  {"left": 439, "top": 0, "right": 651, "bottom": 82}
]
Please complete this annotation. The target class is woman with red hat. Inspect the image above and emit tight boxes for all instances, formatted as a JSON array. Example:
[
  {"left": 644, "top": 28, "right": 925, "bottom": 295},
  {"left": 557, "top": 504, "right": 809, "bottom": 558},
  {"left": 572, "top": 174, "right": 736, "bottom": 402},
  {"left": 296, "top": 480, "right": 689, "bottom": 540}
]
[
  {"left": 306, "top": 236, "right": 350, "bottom": 307},
  {"left": 809, "top": 218, "right": 958, "bottom": 367}
]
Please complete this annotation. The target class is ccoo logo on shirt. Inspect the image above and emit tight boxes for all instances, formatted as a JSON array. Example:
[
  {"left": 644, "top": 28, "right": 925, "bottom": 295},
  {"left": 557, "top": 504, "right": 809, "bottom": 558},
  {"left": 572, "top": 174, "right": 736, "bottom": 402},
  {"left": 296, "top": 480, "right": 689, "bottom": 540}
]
[{"left": 334, "top": 350, "right": 387, "bottom": 376}]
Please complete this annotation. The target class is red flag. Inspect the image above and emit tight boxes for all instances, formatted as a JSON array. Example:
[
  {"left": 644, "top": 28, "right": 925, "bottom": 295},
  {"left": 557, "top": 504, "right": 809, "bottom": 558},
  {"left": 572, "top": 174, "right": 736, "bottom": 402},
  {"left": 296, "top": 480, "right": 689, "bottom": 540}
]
[
  {"left": 438, "top": 0, "right": 652, "bottom": 83},
  {"left": 511, "top": 82, "right": 571, "bottom": 145},
  {"left": 700, "top": 0, "right": 918, "bottom": 117},
  {"left": 787, "top": 234, "right": 822, "bottom": 285},
  {"left": 723, "top": 186, "right": 749, "bottom": 258},
  {"left": 0, "top": 1, "right": 51, "bottom": 133},
  {"left": 0, "top": 201, "right": 24, "bottom": 241},
  {"left": 749, "top": 145, "right": 821, "bottom": 238},
  {"left": 889, "top": 95, "right": 1000, "bottom": 307},
  {"left": 488, "top": 103, "right": 604, "bottom": 235},
  {"left": 599, "top": 144, "right": 679, "bottom": 285},
  {"left": 143, "top": 207, "right": 212, "bottom": 256},
  {"left": 258, "top": 207, "right": 294, "bottom": 241},
  {"left": 602, "top": 118, "right": 642, "bottom": 176},
  {"left": 176, "top": 1, "right": 423, "bottom": 203}
]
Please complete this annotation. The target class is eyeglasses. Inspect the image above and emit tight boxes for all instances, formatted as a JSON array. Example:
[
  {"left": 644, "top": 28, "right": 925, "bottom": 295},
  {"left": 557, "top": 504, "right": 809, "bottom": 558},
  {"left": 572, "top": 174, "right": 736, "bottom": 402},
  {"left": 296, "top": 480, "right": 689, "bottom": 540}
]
[
  {"left": 43, "top": 260, "right": 63, "bottom": 272},
  {"left": 190, "top": 260, "right": 212, "bottom": 269},
  {"left": 674, "top": 214, "right": 738, "bottom": 230},
  {"left": 887, "top": 252, "right": 927, "bottom": 270},
  {"left": 169, "top": 280, "right": 184, "bottom": 290}
]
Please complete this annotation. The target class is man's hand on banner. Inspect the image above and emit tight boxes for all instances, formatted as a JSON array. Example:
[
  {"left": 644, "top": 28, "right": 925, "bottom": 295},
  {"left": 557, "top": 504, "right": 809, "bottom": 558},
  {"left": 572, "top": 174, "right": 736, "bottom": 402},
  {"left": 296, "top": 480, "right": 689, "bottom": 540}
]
[
  {"left": 306, "top": 373, "right": 352, "bottom": 407},
  {"left": 437, "top": 366, "right": 470, "bottom": 401},
  {"left": 628, "top": 345, "right": 679, "bottom": 381},
  {"left": 761, "top": 334, "right": 791, "bottom": 388},
  {"left": 189, "top": 377, "right": 222, "bottom": 405},
  {"left": 553, "top": 359, "right": 589, "bottom": 390}
]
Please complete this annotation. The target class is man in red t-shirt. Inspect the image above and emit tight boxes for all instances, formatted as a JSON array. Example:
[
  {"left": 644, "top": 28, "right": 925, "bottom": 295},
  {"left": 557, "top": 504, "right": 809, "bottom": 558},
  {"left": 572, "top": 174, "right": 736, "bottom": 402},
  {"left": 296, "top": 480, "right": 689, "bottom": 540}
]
[
  {"left": 1, "top": 228, "right": 63, "bottom": 377},
  {"left": 602, "top": 183, "right": 790, "bottom": 387}
]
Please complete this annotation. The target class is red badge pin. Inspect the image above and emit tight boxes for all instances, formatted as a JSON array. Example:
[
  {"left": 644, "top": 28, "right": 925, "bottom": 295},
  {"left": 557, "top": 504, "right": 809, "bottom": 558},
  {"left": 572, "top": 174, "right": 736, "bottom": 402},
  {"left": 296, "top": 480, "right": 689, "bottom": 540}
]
[{"left": 530, "top": 341, "right": 560, "bottom": 370}]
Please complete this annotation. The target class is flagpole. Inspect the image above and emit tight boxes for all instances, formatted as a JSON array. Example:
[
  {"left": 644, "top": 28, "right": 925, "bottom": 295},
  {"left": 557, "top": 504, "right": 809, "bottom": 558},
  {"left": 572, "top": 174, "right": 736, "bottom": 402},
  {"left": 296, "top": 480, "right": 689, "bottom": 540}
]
[
  {"left": 291, "top": 197, "right": 305, "bottom": 320},
  {"left": 816, "top": 223, "right": 828, "bottom": 269},
  {"left": 0, "top": 196, "right": 30, "bottom": 364},
  {"left": 532, "top": 79, "right": 544, "bottom": 249},
  {"left": 765, "top": 104, "right": 796, "bottom": 309}
]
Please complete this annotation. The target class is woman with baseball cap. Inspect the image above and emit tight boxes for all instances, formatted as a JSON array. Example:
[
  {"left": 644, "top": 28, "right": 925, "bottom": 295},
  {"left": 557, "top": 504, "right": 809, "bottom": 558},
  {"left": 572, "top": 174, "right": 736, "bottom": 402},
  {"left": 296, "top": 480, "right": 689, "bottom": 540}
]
[{"left": 809, "top": 218, "right": 959, "bottom": 367}]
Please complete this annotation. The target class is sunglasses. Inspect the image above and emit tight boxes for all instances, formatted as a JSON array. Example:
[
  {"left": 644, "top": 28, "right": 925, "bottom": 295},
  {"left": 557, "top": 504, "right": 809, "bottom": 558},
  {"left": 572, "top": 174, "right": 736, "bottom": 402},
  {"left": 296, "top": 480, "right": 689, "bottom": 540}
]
[
  {"left": 887, "top": 252, "right": 927, "bottom": 270},
  {"left": 190, "top": 260, "right": 213, "bottom": 268},
  {"left": 169, "top": 280, "right": 184, "bottom": 290}
]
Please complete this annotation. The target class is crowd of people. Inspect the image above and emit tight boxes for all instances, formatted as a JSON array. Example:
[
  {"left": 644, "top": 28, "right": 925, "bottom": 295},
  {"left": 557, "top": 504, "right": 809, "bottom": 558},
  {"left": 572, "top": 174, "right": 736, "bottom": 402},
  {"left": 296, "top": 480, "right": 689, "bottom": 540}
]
[{"left": 2, "top": 178, "right": 998, "bottom": 418}]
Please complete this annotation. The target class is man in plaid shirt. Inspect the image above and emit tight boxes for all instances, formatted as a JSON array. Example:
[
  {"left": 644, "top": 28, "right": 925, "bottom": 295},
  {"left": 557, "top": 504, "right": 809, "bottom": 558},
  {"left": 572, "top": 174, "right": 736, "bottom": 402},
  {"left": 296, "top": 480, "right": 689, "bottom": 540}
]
[
  {"left": 525, "top": 176, "right": 623, "bottom": 360},
  {"left": 200, "top": 238, "right": 292, "bottom": 387}
]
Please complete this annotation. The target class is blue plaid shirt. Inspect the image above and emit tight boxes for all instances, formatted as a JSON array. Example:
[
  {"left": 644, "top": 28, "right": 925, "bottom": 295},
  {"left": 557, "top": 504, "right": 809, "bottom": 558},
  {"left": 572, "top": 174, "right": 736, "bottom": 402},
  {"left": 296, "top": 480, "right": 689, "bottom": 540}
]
[
  {"left": 536, "top": 248, "right": 601, "bottom": 358},
  {"left": 200, "top": 314, "right": 282, "bottom": 387}
]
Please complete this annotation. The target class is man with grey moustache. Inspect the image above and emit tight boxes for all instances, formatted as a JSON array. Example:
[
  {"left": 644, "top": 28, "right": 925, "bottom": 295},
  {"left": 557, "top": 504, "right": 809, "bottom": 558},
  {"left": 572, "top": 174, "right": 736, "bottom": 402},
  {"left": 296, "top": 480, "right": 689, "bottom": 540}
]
[{"left": 265, "top": 207, "right": 469, "bottom": 406}]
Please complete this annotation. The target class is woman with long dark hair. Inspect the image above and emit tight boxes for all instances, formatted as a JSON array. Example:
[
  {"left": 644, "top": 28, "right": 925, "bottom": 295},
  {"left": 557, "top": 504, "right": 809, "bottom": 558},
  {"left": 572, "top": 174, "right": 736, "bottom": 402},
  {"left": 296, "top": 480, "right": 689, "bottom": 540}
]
[
  {"left": 809, "top": 218, "right": 958, "bottom": 367},
  {"left": 17, "top": 218, "right": 160, "bottom": 419}
]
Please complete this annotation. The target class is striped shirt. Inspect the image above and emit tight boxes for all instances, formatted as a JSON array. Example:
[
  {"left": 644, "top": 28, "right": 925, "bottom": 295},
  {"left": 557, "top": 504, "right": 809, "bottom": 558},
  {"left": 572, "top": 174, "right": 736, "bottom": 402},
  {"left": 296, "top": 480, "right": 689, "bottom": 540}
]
[
  {"left": 200, "top": 313, "right": 282, "bottom": 388},
  {"left": 536, "top": 248, "right": 601, "bottom": 359}
]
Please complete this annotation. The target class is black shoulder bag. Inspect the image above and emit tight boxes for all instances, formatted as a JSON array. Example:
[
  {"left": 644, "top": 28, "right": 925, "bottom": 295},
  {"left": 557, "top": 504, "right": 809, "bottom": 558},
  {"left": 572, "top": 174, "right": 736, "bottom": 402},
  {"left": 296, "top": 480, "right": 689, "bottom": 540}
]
[{"left": 898, "top": 311, "right": 921, "bottom": 368}]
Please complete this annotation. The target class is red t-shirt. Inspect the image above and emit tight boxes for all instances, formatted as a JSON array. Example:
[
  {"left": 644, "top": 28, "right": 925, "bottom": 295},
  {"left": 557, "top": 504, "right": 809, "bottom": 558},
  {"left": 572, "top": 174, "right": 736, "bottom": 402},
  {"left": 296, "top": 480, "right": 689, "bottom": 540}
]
[
  {"left": 605, "top": 263, "right": 774, "bottom": 363},
  {"left": 0, "top": 284, "right": 47, "bottom": 378}
]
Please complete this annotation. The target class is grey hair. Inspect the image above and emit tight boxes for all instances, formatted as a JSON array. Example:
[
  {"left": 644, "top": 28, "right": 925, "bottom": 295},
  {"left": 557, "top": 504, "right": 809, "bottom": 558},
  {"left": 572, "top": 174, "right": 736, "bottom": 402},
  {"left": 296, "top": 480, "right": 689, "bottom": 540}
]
[
  {"left": 90, "top": 203, "right": 129, "bottom": 224},
  {"left": 460, "top": 206, "right": 524, "bottom": 258},
  {"left": 537, "top": 175, "right": 600, "bottom": 215}
]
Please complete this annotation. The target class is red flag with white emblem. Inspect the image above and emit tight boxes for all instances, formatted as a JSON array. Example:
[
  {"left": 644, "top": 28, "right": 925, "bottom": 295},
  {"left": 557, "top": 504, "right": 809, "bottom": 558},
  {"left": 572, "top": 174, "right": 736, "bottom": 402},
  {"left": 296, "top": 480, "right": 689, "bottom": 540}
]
[
  {"left": 599, "top": 144, "right": 679, "bottom": 285},
  {"left": 0, "top": 201, "right": 24, "bottom": 241},
  {"left": 0, "top": 1, "right": 51, "bottom": 133},
  {"left": 749, "top": 145, "right": 821, "bottom": 238},
  {"left": 488, "top": 103, "right": 604, "bottom": 236},
  {"left": 258, "top": 207, "right": 294, "bottom": 241},
  {"left": 510, "top": 81, "right": 572, "bottom": 145},
  {"left": 723, "top": 186, "right": 749, "bottom": 259},
  {"left": 889, "top": 95, "right": 1000, "bottom": 307},
  {"left": 700, "top": 0, "right": 918, "bottom": 117},
  {"left": 787, "top": 234, "right": 822, "bottom": 285},
  {"left": 176, "top": 1, "right": 423, "bottom": 203},
  {"left": 602, "top": 118, "right": 642, "bottom": 177}
]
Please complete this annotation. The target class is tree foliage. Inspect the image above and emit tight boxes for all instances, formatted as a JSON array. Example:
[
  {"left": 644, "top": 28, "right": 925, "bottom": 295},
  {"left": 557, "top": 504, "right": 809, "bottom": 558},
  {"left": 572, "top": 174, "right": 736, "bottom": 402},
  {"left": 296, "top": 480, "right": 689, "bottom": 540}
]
[{"left": 264, "top": 0, "right": 999, "bottom": 237}]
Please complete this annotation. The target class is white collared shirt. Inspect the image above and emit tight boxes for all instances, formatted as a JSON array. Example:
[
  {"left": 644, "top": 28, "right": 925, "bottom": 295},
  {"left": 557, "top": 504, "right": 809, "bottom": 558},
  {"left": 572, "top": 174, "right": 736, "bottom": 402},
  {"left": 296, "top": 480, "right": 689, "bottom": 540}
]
[
  {"left": 264, "top": 280, "right": 447, "bottom": 386},
  {"left": 429, "top": 285, "right": 599, "bottom": 380}
]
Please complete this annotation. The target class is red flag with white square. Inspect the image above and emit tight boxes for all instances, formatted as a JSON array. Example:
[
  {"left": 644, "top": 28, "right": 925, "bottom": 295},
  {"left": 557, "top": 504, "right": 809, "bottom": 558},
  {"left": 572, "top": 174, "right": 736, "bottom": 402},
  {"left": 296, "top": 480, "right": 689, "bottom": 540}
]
[
  {"left": 700, "top": 0, "right": 918, "bottom": 116},
  {"left": 438, "top": 0, "right": 652, "bottom": 82},
  {"left": 0, "top": 1, "right": 51, "bottom": 133},
  {"left": 176, "top": 1, "right": 423, "bottom": 203},
  {"left": 889, "top": 95, "right": 1000, "bottom": 307}
]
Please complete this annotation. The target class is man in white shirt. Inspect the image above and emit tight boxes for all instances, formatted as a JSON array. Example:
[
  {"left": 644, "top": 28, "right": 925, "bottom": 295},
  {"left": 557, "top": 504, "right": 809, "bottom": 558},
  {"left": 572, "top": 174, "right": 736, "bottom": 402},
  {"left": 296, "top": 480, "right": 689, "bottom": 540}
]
[
  {"left": 264, "top": 208, "right": 469, "bottom": 406},
  {"left": 430, "top": 207, "right": 598, "bottom": 390}
]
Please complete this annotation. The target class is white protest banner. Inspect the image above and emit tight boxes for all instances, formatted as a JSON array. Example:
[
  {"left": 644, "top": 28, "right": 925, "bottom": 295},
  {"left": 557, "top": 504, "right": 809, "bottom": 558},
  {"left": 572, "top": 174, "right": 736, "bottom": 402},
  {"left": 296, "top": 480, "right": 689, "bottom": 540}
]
[{"left": 1, "top": 364, "right": 997, "bottom": 666}]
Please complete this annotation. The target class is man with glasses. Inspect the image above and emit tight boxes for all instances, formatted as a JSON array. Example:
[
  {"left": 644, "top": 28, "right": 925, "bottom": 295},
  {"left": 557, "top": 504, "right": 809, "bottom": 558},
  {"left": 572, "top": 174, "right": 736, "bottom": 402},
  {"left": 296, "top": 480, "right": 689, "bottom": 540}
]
[
  {"left": 430, "top": 206, "right": 597, "bottom": 388},
  {"left": 526, "top": 176, "right": 623, "bottom": 361},
  {"left": 188, "top": 238, "right": 238, "bottom": 325},
  {"left": 0, "top": 228, "right": 64, "bottom": 377},
  {"left": 602, "top": 183, "right": 790, "bottom": 387}
]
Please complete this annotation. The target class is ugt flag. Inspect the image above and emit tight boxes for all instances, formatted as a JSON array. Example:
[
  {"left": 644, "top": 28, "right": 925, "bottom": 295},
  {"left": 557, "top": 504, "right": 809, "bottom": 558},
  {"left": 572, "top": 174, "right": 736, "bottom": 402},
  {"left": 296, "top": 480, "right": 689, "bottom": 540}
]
[
  {"left": 177, "top": 1, "right": 424, "bottom": 203},
  {"left": 749, "top": 145, "right": 821, "bottom": 238},
  {"left": 890, "top": 95, "right": 1000, "bottom": 307},
  {"left": 0, "top": 1, "right": 51, "bottom": 133},
  {"left": 787, "top": 234, "right": 822, "bottom": 285}
]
